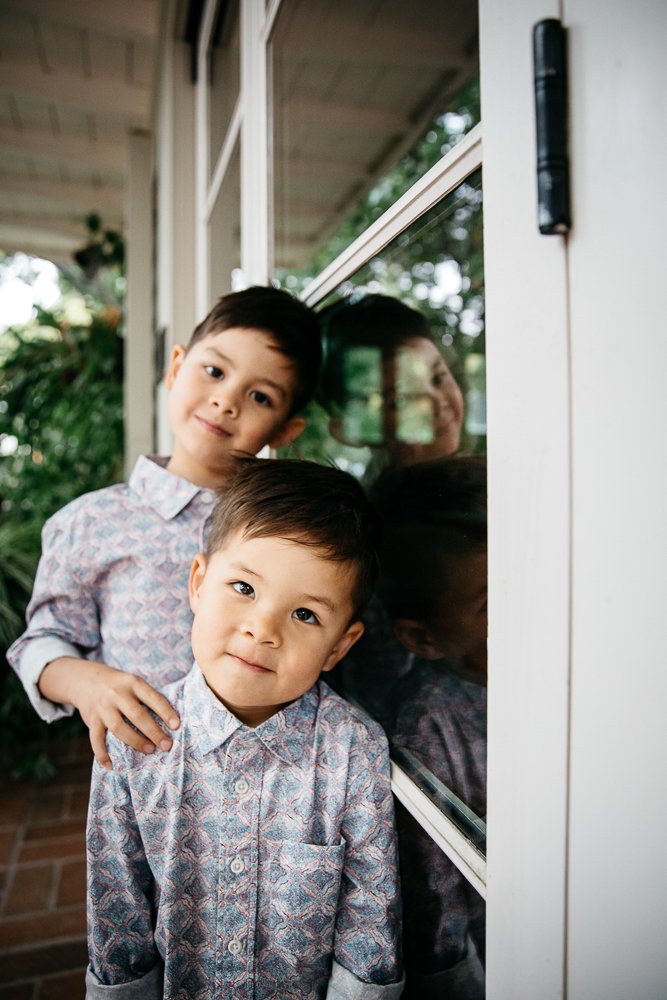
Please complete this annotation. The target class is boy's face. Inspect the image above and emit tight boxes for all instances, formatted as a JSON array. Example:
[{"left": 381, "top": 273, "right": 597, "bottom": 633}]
[
  {"left": 188, "top": 530, "right": 364, "bottom": 727},
  {"left": 393, "top": 549, "right": 488, "bottom": 683},
  {"left": 384, "top": 337, "right": 464, "bottom": 464},
  {"left": 165, "top": 327, "right": 306, "bottom": 487}
]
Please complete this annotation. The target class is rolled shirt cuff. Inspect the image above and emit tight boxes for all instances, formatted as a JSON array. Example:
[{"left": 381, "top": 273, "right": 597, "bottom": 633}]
[
  {"left": 85, "top": 961, "right": 163, "bottom": 999},
  {"left": 327, "top": 960, "right": 404, "bottom": 999},
  {"left": 15, "top": 637, "right": 81, "bottom": 722}
]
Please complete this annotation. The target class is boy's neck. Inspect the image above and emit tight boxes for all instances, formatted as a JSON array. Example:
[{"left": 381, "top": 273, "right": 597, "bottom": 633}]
[{"left": 165, "top": 451, "right": 244, "bottom": 490}]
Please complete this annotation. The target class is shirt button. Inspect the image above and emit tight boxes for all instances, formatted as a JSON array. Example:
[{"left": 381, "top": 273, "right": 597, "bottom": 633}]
[
  {"left": 202, "top": 491, "right": 215, "bottom": 503},
  {"left": 230, "top": 857, "right": 245, "bottom": 874},
  {"left": 234, "top": 777, "right": 249, "bottom": 795},
  {"left": 228, "top": 938, "right": 242, "bottom": 956}
]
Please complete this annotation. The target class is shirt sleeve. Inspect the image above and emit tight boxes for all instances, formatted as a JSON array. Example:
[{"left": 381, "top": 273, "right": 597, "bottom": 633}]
[
  {"left": 7, "top": 502, "right": 103, "bottom": 722},
  {"left": 332, "top": 719, "right": 404, "bottom": 992},
  {"left": 86, "top": 959, "right": 164, "bottom": 1000},
  {"left": 87, "top": 754, "right": 160, "bottom": 991}
]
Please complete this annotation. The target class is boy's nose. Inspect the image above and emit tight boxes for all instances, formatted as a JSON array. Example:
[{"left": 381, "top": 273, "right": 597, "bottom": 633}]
[
  {"left": 210, "top": 383, "right": 239, "bottom": 417},
  {"left": 241, "top": 609, "right": 281, "bottom": 647}
]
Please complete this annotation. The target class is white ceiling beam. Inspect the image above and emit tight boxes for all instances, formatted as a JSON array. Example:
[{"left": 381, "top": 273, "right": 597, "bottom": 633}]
[
  {"left": 0, "top": 210, "right": 118, "bottom": 241},
  {"left": 0, "top": 175, "right": 123, "bottom": 213},
  {"left": 0, "top": 0, "right": 160, "bottom": 42},
  {"left": 281, "top": 100, "right": 407, "bottom": 131},
  {"left": 0, "top": 227, "right": 78, "bottom": 253},
  {"left": 272, "top": 12, "right": 474, "bottom": 67},
  {"left": 281, "top": 158, "right": 368, "bottom": 180},
  {"left": 0, "top": 58, "right": 151, "bottom": 123},
  {"left": 0, "top": 128, "right": 126, "bottom": 172}
]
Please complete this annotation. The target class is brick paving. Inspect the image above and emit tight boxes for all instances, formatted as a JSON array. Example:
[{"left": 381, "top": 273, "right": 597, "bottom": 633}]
[{"left": 0, "top": 737, "right": 92, "bottom": 998}]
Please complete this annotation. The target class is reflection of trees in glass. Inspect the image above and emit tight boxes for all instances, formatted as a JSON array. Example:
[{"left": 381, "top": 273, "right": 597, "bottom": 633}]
[
  {"left": 346, "top": 172, "right": 484, "bottom": 382},
  {"left": 277, "top": 77, "right": 481, "bottom": 289},
  {"left": 279, "top": 172, "right": 484, "bottom": 473},
  {"left": 276, "top": 79, "right": 484, "bottom": 472}
]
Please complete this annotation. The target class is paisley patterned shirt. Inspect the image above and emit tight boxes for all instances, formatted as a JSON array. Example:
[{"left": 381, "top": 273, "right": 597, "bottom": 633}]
[
  {"left": 7, "top": 455, "right": 216, "bottom": 721},
  {"left": 86, "top": 667, "right": 404, "bottom": 999}
]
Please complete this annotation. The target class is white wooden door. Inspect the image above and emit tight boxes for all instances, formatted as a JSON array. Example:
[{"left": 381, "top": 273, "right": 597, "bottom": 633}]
[{"left": 481, "top": 0, "right": 667, "bottom": 996}]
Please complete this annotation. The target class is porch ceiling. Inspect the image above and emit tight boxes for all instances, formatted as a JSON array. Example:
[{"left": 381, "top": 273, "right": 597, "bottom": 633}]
[{"left": 0, "top": 0, "right": 164, "bottom": 265}]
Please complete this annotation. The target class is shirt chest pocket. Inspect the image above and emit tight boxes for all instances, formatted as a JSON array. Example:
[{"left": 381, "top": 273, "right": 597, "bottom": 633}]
[{"left": 258, "top": 839, "right": 346, "bottom": 958}]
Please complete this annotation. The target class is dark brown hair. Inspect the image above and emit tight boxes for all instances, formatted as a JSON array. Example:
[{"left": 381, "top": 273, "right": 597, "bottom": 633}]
[
  {"left": 372, "top": 456, "right": 487, "bottom": 621},
  {"left": 206, "top": 458, "right": 380, "bottom": 616},
  {"left": 188, "top": 286, "right": 321, "bottom": 415},
  {"left": 318, "top": 294, "right": 436, "bottom": 410}
]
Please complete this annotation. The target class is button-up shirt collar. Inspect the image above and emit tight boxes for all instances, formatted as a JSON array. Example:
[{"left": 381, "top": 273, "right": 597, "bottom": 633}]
[
  {"left": 187, "top": 664, "right": 316, "bottom": 767},
  {"left": 128, "top": 454, "right": 215, "bottom": 521}
]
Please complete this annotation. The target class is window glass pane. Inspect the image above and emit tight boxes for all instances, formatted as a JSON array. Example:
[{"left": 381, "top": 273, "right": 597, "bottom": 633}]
[
  {"left": 397, "top": 800, "right": 485, "bottom": 997},
  {"left": 208, "top": 139, "right": 241, "bottom": 301},
  {"left": 270, "top": 0, "right": 479, "bottom": 280},
  {"left": 208, "top": 0, "right": 240, "bottom": 182},
  {"left": 280, "top": 171, "right": 486, "bottom": 993}
]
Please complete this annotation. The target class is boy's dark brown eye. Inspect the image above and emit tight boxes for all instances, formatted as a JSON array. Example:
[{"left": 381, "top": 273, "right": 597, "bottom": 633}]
[
  {"left": 294, "top": 607, "right": 317, "bottom": 624},
  {"left": 204, "top": 365, "right": 223, "bottom": 378},
  {"left": 250, "top": 390, "right": 271, "bottom": 406}
]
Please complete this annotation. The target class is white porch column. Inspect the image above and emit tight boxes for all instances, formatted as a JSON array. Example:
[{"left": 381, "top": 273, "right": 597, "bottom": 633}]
[
  {"left": 124, "top": 129, "right": 154, "bottom": 475},
  {"left": 155, "top": 27, "right": 198, "bottom": 457}
]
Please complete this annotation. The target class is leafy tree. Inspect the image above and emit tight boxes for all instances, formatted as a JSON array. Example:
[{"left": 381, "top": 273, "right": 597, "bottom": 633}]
[{"left": 0, "top": 222, "right": 124, "bottom": 774}]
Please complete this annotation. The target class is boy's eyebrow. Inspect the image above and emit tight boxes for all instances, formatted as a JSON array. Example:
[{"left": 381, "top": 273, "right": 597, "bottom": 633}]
[
  {"left": 231, "top": 562, "right": 338, "bottom": 613},
  {"left": 204, "top": 346, "right": 287, "bottom": 399}
]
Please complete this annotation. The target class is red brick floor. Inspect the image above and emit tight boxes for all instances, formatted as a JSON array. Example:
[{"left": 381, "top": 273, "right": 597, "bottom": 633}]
[{"left": 0, "top": 737, "right": 92, "bottom": 998}]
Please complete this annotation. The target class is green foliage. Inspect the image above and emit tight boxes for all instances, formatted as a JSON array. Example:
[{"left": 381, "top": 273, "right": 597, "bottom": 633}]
[
  {"left": 0, "top": 308, "right": 124, "bottom": 524},
  {"left": 0, "top": 519, "right": 40, "bottom": 648},
  {"left": 0, "top": 231, "right": 124, "bottom": 775}
]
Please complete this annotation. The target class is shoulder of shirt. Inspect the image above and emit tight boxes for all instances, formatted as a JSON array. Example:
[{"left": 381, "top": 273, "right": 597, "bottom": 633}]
[
  {"left": 104, "top": 676, "right": 188, "bottom": 773},
  {"left": 45, "top": 479, "right": 135, "bottom": 533},
  {"left": 318, "top": 679, "right": 389, "bottom": 750}
]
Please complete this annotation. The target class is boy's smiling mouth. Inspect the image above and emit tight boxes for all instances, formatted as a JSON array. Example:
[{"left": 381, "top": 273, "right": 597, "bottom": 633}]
[
  {"left": 227, "top": 652, "right": 273, "bottom": 673},
  {"left": 196, "top": 415, "right": 232, "bottom": 437}
]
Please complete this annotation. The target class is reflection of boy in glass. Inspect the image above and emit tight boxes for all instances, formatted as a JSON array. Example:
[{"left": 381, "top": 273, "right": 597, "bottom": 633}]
[
  {"left": 319, "top": 295, "right": 464, "bottom": 473},
  {"left": 374, "top": 456, "right": 487, "bottom": 999}
]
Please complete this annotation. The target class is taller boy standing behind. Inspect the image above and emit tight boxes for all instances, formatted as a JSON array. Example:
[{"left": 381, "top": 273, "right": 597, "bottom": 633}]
[
  {"left": 86, "top": 459, "right": 403, "bottom": 999},
  {"left": 8, "top": 287, "right": 319, "bottom": 767}
]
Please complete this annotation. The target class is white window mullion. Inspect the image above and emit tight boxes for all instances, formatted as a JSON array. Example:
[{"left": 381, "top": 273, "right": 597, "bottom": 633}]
[
  {"left": 240, "top": 0, "right": 270, "bottom": 285},
  {"left": 392, "top": 763, "right": 487, "bottom": 899},
  {"left": 195, "top": 0, "right": 218, "bottom": 317},
  {"left": 480, "top": 0, "right": 570, "bottom": 997},
  {"left": 300, "top": 124, "right": 482, "bottom": 309},
  {"left": 206, "top": 97, "right": 243, "bottom": 221}
]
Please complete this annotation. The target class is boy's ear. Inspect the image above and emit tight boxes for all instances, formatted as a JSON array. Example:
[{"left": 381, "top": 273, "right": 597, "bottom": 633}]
[
  {"left": 267, "top": 416, "right": 307, "bottom": 449},
  {"left": 321, "top": 621, "right": 365, "bottom": 673},
  {"left": 164, "top": 345, "right": 187, "bottom": 389},
  {"left": 393, "top": 618, "right": 444, "bottom": 660},
  {"left": 188, "top": 552, "right": 208, "bottom": 613}
]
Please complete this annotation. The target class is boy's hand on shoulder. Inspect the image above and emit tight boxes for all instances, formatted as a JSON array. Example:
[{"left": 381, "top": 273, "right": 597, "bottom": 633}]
[{"left": 39, "top": 657, "right": 180, "bottom": 770}]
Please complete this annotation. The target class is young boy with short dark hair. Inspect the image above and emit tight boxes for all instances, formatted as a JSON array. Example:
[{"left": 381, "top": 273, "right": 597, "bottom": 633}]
[
  {"left": 85, "top": 459, "right": 404, "bottom": 999},
  {"left": 8, "top": 286, "right": 320, "bottom": 769}
]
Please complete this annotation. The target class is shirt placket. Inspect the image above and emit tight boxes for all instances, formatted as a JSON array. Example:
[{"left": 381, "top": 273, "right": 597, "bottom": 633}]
[{"left": 217, "top": 732, "right": 264, "bottom": 997}]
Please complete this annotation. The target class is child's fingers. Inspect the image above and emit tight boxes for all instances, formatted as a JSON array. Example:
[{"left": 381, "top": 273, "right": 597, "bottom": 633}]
[
  {"left": 106, "top": 711, "right": 161, "bottom": 755},
  {"left": 116, "top": 697, "right": 173, "bottom": 754},
  {"left": 131, "top": 680, "right": 181, "bottom": 735},
  {"left": 89, "top": 721, "right": 112, "bottom": 771}
]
